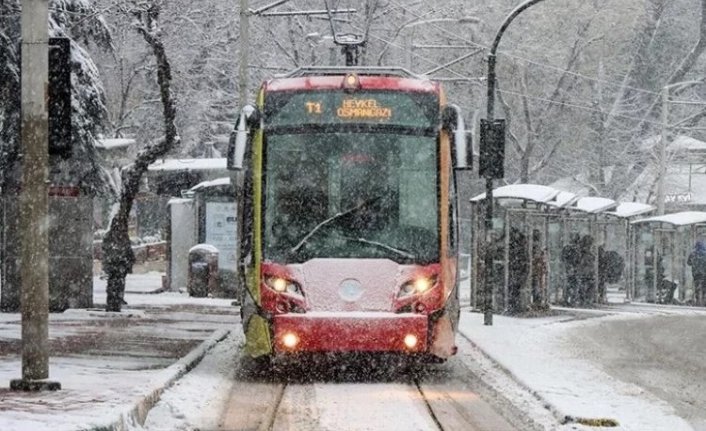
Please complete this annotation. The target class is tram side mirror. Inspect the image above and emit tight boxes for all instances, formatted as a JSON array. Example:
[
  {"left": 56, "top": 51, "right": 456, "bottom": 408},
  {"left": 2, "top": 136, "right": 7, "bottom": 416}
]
[
  {"left": 227, "top": 104, "right": 260, "bottom": 171},
  {"left": 442, "top": 105, "right": 471, "bottom": 170}
]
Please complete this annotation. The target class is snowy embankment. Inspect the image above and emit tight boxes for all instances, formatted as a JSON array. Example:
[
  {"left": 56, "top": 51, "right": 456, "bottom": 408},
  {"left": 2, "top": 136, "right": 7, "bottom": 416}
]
[
  {"left": 458, "top": 310, "right": 695, "bottom": 430},
  {"left": 130, "top": 331, "right": 243, "bottom": 431}
]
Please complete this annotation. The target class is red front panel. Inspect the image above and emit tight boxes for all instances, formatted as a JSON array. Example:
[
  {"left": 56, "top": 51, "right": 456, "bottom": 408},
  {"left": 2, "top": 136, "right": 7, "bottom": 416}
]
[{"left": 273, "top": 313, "right": 428, "bottom": 353}]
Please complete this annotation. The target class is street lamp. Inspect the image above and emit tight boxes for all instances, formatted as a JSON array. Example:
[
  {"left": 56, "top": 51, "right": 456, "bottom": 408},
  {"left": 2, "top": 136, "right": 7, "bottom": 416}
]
[{"left": 480, "top": 0, "right": 549, "bottom": 326}]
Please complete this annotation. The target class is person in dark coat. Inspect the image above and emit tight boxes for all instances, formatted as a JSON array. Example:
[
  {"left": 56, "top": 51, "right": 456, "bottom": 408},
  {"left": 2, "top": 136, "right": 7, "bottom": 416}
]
[
  {"left": 508, "top": 228, "right": 529, "bottom": 313},
  {"left": 561, "top": 233, "right": 581, "bottom": 306},
  {"left": 531, "top": 229, "right": 547, "bottom": 308},
  {"left": 576, "top": 235, "right": 596, "bottom": 306},
  {"left": 687, "top": 240, "right": 706, "bottom": 306}
]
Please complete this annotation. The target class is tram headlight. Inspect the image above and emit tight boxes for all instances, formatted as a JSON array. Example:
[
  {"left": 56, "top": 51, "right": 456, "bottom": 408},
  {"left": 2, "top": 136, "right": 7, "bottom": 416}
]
[
  {"left": 343, "top": 73, "right": 361, "bottom": 92},
  {"left": 398, "top": 275, "right": 439, "bottom": 298},
  {"left": 404, "top": 334, "right": 418, "bottom": 349},
  {"left": 265, "top": 276, "right": 303, "bottom": 296},
  {"left": 282, "top": 332, "right": 299, "bottom": 349}
]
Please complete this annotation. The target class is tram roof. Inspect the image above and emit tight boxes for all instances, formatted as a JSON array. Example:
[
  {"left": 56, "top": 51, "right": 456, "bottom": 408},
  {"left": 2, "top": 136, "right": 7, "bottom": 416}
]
[
  {"left": 632, "top": 211, "right": 706, "bottom": 226},
  {"left": 265, "top": 67, "right": 438, "bottom": 93}
]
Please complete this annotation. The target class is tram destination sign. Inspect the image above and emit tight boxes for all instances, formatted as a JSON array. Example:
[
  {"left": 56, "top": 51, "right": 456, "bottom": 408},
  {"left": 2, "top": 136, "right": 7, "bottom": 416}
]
[{"left": 265, "top": 91, "right": 438, "bottom": 129}]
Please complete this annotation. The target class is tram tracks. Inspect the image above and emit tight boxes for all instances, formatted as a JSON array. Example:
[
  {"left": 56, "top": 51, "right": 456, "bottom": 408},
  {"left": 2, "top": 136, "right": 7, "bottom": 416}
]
[{"left": 220, "top": 357, "right": 522, "bottom": 431}]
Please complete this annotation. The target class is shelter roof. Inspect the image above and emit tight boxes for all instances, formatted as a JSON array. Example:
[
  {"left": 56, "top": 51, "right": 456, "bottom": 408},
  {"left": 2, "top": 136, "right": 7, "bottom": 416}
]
[
  {"left": 470, "top": 184, "right": 559, "bottom": 203},
  {"left": 547, "top": 191, "right": 578, "bottom": 208},
  {"left": 606, "top": 202, "right": 655, "bottom": 218},
  {"left": 190, "top": 177, "right": 230, "bottom": 191},
  {"left": 572, "top": 197, "right": 617, "bottom": 213},
  {"left": 148, "top": 158, "right": 227, "bottom": 172},
  {"left": 96, "top": 138, "right": 135, "bottom": 149},
  {"left": 632, "top": 211, "right": 706, "bottom": 226},
  {"left": 167, "top": 197, "right": 193, "bottom": 206}
]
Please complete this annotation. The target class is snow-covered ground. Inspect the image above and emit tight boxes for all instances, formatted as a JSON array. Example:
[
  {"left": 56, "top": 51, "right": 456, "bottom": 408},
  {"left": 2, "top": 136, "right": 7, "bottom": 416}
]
[
  {"left": 0, "top": 273, "right": 237, "bottom": 431},
  {"left": 3, "top": 272, "right": 706, "bottom": 431},
  {"left": 138, "top": 302, "right": 706, "bottom": 431}
]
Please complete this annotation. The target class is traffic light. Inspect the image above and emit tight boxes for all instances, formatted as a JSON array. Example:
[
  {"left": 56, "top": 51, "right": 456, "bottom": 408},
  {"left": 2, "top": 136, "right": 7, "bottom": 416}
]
[
  {"left": 479, "top": 119, "right": 505, "bottom": 179},
  {"left": 48, "top": 37, "right": 72, "bottom": 158}
]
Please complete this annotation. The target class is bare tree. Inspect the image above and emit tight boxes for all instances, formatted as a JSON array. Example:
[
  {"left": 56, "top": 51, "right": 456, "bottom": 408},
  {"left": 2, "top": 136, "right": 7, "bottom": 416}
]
[{"left": 102, "top": 1, "right": 180, "bottom": 312}]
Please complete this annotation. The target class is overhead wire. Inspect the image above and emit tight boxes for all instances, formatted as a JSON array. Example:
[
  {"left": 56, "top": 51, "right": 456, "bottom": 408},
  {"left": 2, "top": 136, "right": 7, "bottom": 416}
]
[
  {"left": 383, "top": 0, "right": 674, "bottom": 99},
  {"left": 494, "top": 87, "right": 668, "bottom": 128},
  {"left": 349, "top": 16, "right": 687, "bottom": 129},
  {"left": 347, "top": 21, "right": 659, "bottom": 116}
]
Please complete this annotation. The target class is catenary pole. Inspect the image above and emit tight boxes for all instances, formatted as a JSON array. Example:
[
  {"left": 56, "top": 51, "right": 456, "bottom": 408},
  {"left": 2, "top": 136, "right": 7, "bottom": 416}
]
[
  {"left": 483, "top": 0, "right": 548, "bottom": 326},
  {"left": 239, "top": 0, "right": 249, "bottom": 108},
  {"left": 657, "top": 86, "right": 668, "bottom": 215},
  {"left": 11, "top": 0, "right": 60, "bottom": 391}
]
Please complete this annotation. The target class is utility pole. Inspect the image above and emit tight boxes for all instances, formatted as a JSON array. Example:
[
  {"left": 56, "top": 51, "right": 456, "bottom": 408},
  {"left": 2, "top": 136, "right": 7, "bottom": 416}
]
[
  {"left": 657, "top": 86, "right": 668, "bottom": 215},
  {"left": 480, "top": 0, "right": 547, "bottom": 326},
  {"left": 239, "top": 0, "right": 249, "bottom": 108},
  {"left": 11, "top": 0, "right": 60, "bottom": 391},
  {"left": 655, "top": 79, "right": 705, "bottom": 214}
]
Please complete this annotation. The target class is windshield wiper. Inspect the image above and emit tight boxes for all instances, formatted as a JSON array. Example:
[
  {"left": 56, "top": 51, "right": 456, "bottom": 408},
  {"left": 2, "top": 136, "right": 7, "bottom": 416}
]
[
  {"left": 289, "top": 195, "right": 382, "bottom": 256},
  {"left": 342, "top": 236, "right": 415, "bottom": 260}
]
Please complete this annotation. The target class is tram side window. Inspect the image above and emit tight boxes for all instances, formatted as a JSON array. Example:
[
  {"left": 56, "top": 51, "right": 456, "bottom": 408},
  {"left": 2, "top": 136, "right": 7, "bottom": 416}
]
[
  {"left": 448, "top": 163, "right": 458, "bottom": 256},
  {"left": 398, "top": 142, "right": 436, "bottom": 230}
]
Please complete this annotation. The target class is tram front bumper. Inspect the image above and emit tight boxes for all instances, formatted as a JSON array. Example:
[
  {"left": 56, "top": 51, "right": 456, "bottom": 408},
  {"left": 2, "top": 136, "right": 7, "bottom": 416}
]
[{"left": 273, "top": 312, "right": 428, "bottom": 353}]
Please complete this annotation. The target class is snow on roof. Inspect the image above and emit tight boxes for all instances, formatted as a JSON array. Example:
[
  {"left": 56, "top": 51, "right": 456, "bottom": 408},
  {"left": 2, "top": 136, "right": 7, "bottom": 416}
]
[
  {"left": 167, "top": 197, "right": 193, "bottom": 205},
  {"left": 189, "top": 177, "right": 231, "bottom": 191},
  {"left": 96, "top": 138, "right": 135, "bottom": 149},
  {"left": 148, "top": 158, "right": 227, "bottom": 172},
  {"left": 572, "top": 197, "right": 617, "bottom": 213},
  {"left": 189, "top": 244, "right": 220, "bottom": 254},
  {"left": 632, "top": 211, "right": 706, "bottom": 226},
  {"left": 639, "top": 134, "right": 706, "bottom": 152},
  {"left": 606, "top": 202, "right": 655, "bottom": 218},
  {"left": 669, "top": 135, "right": 706, "bottom": 152},
  {"left": 470, "top": 184, "right": 560, "bottom": 203},
  {"left": 547, "top": 191, "right": 578, "bottom": 208}
]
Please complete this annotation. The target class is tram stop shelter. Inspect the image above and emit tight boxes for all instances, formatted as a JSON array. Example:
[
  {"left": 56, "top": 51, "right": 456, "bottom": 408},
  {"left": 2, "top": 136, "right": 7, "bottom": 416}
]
[
  {"left": 630, "top": 211, "right": 706, "bottom": 304},
  {"left": 470, "top": 184, "right": 561, "bottom": 313},
  {"left": 166, "top": 177, "right": 238, "bottom": 298},
  {"left": 551, "top": 198, "right": 654, "bottom": 305},
  {"left": 470, "top": 183, "right": 655, "bottom": 313}
]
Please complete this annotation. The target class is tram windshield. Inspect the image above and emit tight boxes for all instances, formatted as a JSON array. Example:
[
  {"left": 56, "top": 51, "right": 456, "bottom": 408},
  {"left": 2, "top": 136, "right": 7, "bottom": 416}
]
[{"left": 263, "top": 131, "right": 438, "bottom": 264}]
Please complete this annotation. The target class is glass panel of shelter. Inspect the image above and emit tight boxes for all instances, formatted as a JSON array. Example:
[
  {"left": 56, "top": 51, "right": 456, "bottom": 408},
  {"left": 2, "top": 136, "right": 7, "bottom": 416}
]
[
  {"left": 595, "top": 218, "right": 629, "bottom": 304},
  {"left": 560, "top": 216, "right": 593, "bottom": 306},
  {"left": 633, "top": 222, "right": 706, "bottom": 305},
  {"left": 547, "top": 216, "right": 564, "bottom": 304},
  {"left": 499, "top": 206, "right": 548, "bottom": 312}
]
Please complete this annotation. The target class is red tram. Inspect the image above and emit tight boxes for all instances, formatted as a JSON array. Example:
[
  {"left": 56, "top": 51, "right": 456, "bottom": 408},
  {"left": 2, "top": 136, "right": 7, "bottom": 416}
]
[{"left": 227, "top": 67, "right": 470, "bottom": 363}]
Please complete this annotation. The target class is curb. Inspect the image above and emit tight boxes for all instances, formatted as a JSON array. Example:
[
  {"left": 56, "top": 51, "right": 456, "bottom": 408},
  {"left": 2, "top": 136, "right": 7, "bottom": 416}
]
[
  {"left": 88, "top": 328, "right": 231, "bottom": 431},
  {"left": 457, "top": 329, "right": 573, "bottom": 425}
]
